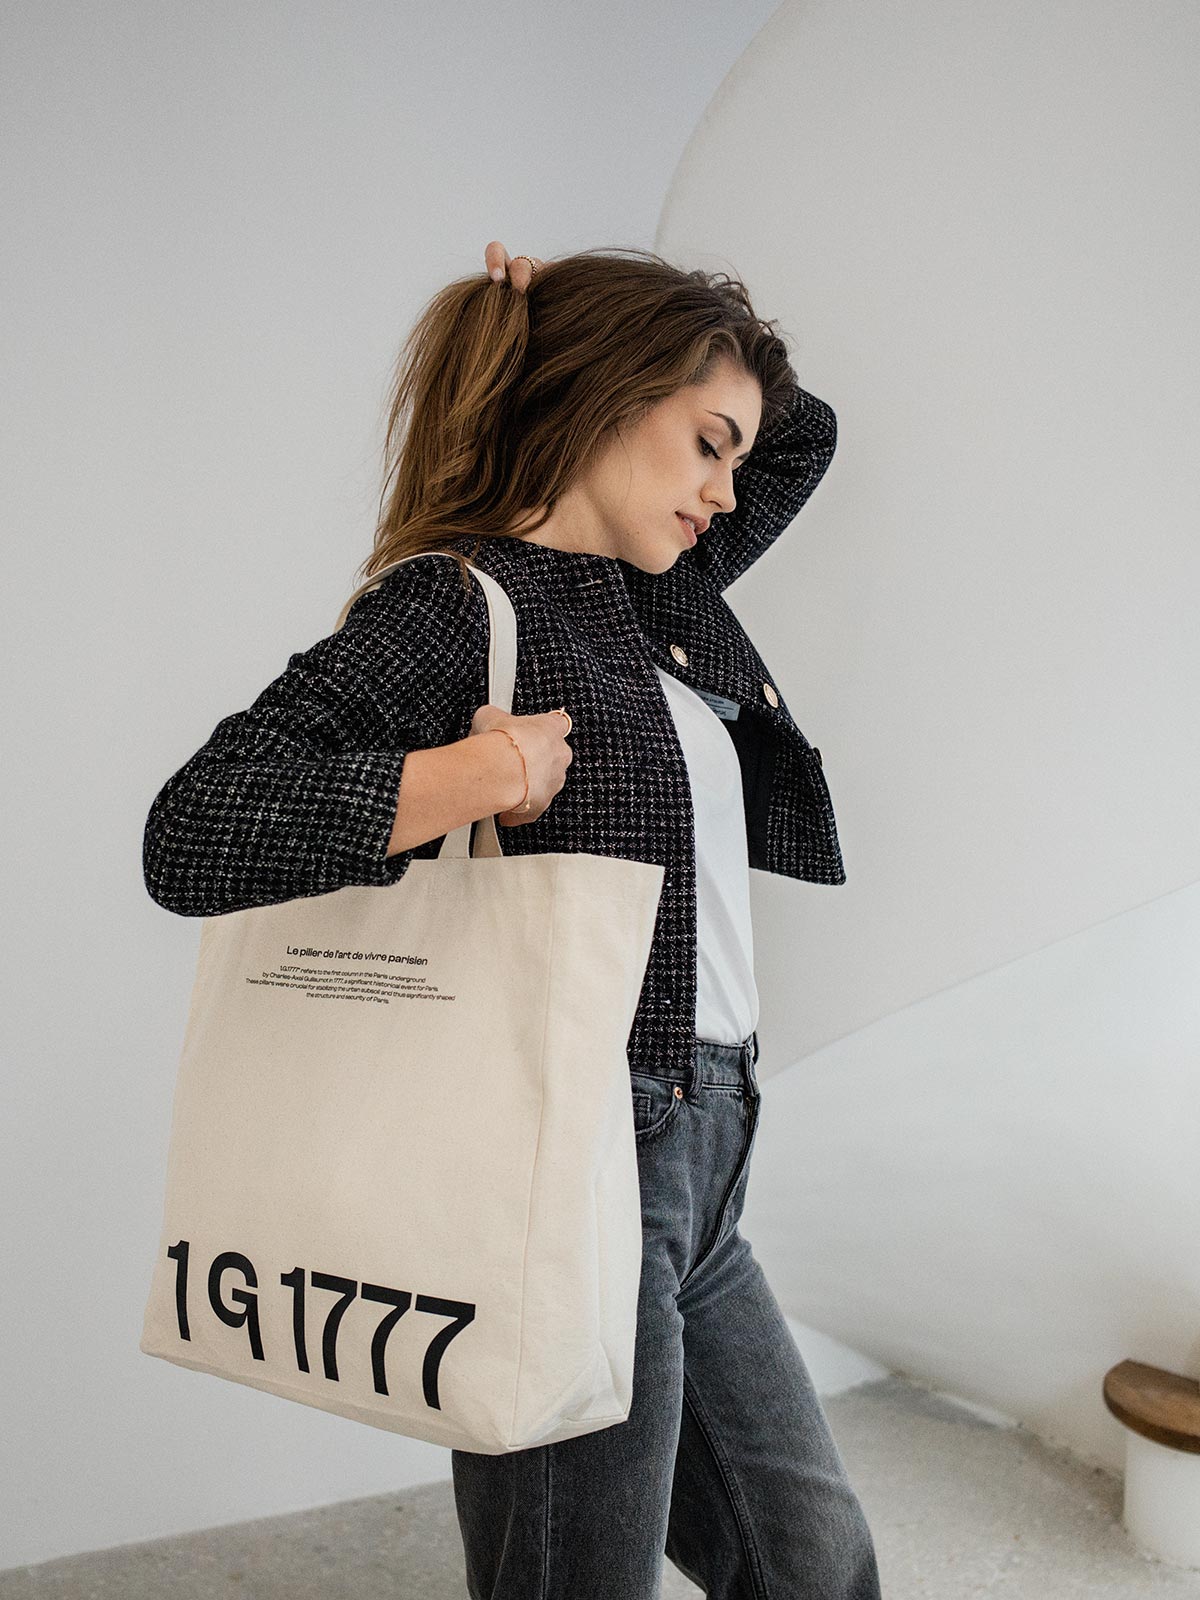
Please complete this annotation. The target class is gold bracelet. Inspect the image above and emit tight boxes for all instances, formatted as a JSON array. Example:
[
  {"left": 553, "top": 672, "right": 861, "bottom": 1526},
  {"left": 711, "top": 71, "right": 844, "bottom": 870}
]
[{"left": 490, "top": 728, "right": 531, "bottom": 813}]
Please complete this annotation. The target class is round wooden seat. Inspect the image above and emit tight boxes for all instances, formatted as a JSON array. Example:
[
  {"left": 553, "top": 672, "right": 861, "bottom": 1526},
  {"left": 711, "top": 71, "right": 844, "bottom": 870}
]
[{"left": 1104, "top": 1359, "right": 1200, "bottom": 1454}]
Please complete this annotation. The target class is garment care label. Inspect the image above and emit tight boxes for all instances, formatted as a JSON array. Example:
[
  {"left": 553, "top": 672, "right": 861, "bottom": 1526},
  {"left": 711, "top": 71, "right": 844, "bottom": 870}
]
[{"left": 692, "top": 689, "right": 741, "bottom": 722}]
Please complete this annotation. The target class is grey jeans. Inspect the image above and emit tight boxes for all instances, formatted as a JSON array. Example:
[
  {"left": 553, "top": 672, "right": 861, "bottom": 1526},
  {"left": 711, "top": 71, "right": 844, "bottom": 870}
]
[{"left": 451, "top": 1030, "right": 883, "bottom": 1599}]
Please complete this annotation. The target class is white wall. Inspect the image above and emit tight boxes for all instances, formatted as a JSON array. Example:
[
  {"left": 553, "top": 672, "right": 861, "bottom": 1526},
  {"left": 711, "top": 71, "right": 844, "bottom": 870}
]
[
  {"left": 657, "top": 0, "right": 1200, "bottom": 1475},
  {"left": 0, "top": 0, "right": 787, "bottom": 1571}
]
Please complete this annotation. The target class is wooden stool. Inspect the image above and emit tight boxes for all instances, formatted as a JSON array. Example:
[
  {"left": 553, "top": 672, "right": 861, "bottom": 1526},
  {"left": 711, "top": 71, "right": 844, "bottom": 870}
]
[{"left": 1103, "top": 1358, "right": 1200, "bottom": 1568}]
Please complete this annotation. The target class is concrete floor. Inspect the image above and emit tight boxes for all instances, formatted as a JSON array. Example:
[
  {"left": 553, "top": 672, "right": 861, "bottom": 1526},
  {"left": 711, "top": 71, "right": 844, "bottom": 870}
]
[{"left": 4, "top": 1375, "right": 1199, "bottom": 1598}]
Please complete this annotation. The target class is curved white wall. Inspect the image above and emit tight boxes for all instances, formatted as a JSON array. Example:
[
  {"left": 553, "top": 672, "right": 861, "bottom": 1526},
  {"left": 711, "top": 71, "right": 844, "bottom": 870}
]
[{"left": 657, "top": 0, "right": 1200, "bottom": 1470}]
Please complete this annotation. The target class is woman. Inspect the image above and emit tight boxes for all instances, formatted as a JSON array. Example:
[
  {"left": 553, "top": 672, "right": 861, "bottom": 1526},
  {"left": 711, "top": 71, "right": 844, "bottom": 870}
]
[{"left": 143, "top": 243, "right": 881, "bottom": 1599}]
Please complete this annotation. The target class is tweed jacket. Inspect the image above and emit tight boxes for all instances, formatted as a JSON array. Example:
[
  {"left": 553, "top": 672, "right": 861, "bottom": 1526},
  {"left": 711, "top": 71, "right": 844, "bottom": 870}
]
[{"left": 142, "top": 375, "right": 845, "bottom": 1084}]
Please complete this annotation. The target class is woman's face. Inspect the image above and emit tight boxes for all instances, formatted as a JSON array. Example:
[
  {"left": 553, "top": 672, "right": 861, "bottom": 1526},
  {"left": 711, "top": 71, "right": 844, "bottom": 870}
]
[{"left": 510, "top": 357, "right": 763, "bottom": 573}]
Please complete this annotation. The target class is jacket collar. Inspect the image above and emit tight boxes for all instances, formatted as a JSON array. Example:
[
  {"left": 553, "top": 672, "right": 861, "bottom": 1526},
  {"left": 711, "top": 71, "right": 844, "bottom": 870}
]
[
  {"left": 443, "top": 534, "right": 668, "bottom": 663},
  {"left": 445, "top": 532, "right": 629, "bottom": 576},
  {"left": 443, "top": 533, "right": 643, "bottom": 607}
]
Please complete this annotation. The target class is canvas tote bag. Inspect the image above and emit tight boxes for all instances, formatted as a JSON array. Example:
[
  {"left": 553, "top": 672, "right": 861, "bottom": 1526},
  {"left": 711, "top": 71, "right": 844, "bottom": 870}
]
[{"left": 140, "top": 552, "right": 666, "bottom": 1454}]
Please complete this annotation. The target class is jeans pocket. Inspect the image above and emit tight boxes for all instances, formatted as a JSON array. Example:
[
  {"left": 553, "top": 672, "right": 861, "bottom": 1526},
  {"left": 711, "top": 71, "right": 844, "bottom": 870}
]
[{"left": 629, "top": 1072, "right": 685, "bottom": 1144}]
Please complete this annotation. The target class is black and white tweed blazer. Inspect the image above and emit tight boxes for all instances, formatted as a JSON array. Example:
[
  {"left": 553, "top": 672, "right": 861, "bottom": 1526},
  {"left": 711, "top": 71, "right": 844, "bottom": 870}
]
[{"left": 143, "top": 375, "right": 844, "bottom": 1083}]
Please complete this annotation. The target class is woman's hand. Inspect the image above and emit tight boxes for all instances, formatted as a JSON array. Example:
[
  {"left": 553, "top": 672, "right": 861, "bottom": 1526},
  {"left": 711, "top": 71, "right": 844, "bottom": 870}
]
[
  {"left": 485, "top": 242, "right": 541, "bottom": 292},
  {"left": 469, "top": 703, "right": 573, "bottom": 827}
]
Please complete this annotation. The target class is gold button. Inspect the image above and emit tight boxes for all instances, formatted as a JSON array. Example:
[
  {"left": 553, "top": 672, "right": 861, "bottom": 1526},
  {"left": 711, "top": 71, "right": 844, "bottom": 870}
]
[
  {"left": 762, "top": 681, "right": 779, "bottom": 707},
  {"left": 670, "top": 643, "right": 689, "bottom": 666},
  {"left": 673, "top": 1085, "right": 684, "bottom": 1098}
]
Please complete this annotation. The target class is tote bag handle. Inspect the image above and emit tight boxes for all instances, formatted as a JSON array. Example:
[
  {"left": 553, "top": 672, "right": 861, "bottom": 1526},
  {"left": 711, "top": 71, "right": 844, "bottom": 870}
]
[{"left": 334, "top": 551, "right": 518, "bottom": 863}]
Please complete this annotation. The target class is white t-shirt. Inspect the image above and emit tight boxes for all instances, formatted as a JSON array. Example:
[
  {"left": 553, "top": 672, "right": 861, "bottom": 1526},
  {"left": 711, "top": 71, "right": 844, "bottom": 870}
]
[{"left": 654, "top": 665, "right": 759, "bottom": 1045}]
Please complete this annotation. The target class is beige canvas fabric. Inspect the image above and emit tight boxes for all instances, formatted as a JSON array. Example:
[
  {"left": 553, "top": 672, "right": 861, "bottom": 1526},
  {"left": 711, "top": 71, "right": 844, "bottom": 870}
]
[{"left": 140, "top": 555, "right": 665, "bottom": 1453}]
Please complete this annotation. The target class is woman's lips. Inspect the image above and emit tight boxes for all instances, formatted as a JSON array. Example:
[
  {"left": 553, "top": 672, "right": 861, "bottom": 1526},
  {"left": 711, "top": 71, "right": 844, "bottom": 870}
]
[{"left": 676, "top": 514, "right": 697, "bottom": 546}]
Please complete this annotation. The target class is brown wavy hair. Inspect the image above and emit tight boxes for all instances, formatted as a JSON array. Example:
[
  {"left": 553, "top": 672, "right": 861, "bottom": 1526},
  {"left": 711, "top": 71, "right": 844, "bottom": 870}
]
[{"left": 349, "top": 246, "right": 798, "bottom": 601}]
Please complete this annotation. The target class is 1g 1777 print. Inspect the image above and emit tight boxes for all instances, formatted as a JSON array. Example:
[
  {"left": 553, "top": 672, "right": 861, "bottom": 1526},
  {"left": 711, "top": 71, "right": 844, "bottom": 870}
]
[{"left": 163, "top": 1239, "right": 476, "bottom": 1410}]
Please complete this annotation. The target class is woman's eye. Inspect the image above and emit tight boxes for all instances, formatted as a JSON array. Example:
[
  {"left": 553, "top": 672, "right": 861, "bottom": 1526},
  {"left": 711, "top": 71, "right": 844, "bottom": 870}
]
[{"left": 699, "top": 437, "right": 721, "bottom": 462}]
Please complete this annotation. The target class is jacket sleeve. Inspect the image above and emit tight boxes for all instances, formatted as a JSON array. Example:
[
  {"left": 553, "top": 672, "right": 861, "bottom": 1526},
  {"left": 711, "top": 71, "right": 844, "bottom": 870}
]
[
  {"left": 682, "top": 375, "right": 837, "bottom": 594},
  {"left": 142, "top": 554, "right": 490, "bottom": 918}
]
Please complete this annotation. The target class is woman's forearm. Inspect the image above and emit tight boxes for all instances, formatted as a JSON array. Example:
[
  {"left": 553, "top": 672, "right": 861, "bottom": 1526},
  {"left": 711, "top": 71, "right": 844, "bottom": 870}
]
[{"left": 387, "top": 732, "right": 527, "bottom": 856}]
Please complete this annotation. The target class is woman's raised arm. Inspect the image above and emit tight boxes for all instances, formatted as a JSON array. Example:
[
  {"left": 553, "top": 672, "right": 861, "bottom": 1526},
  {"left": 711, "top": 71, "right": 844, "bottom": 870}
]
[{"left": 683, "top": 374, "right": 838, "bottom": 594}]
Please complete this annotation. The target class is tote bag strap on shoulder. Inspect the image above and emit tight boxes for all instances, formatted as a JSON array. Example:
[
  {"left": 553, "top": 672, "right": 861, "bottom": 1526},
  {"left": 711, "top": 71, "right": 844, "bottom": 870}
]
[{"left": 332, "top": 551, "right": 517, "bottom": 863}]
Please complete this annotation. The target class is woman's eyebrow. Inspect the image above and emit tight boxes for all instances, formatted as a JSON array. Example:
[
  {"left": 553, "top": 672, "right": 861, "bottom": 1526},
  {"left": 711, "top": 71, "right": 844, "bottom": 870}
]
[{"left": 705, "top": 410, "right": 752, "bottom": 460}]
